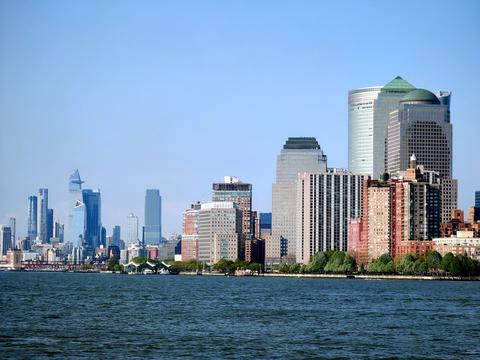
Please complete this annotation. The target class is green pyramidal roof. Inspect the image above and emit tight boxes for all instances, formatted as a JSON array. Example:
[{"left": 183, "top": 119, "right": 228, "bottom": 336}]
[{"left": 382, "top": 76, "right": 415, "bottom": 92}]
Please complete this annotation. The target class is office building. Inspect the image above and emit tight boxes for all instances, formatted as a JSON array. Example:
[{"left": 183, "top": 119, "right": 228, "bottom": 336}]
[
  {"left": 1, "top": 226, "right": 13, "bottom": 256},
  {"left": 386, "top": 89, "right": 452, "bottom": 179},
  {"left": 112, "top": 225, "right": 122, "bottom": 248},
  {"left": 82, "top": 189, "right": 102, "bottom": 249},
  {"left": 126, "top": 213, "right": 139, "bottom": 246},
  {"left": 348, "top": 76, "right": 415, "bottom": 178},
  {"left": 70, "top": 200, "right": 86, "bottom": 247},
  {"left": 212, "top": 176, "right": 252, "bottom": 238},
  {"left": 144, "top": 189, "right": 162, "bottom": 245},
  {"left": 259, "top": 212, "right": 272, "bottom": 239},
  {"left": 37, "top": 188, "right": 48, "bottom": 243},
  {"left": 269, "top": 137, "right": 328, "bottom": 266},
  {"left": 67, "top": 170, "right": 85, "bottom": 244},
  {"left": 197, "top": 202, "right": 243, "bottom": 264},
  {"left": 296, "top": 169, "right": 366, "bottom": 264},
  {"left": 181, "top": 203, "right": 201, "bottom": 261},
  {"left": 47, "top": 209, "right": 54, "bottom": 243},
  {"left": 27, "top": 195, "right": 38, "bottom": 241},
  {"left": 54, "top": 221, "right": 64, "bottom": 242},
  {"left": 476, "top": 191, "right": 480, "bottom": 208}
]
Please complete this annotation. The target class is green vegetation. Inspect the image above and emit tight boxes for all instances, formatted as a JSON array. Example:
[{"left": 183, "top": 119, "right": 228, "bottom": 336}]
[
  {"left": 274, "top": 250, "right": 480, "bottom": 277},
  {"left": 107, "top": 256, "right": 119, "bottom": 271},
  {"left": 212, "top": 259, "right": 263, "bottom": 273}
]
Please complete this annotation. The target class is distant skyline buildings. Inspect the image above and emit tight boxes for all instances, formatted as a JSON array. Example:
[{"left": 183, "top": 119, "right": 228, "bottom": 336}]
[
  {"left": 144, "top": 189, "right": 162, "bottom": 245},
  {"left": 82, "top": 189, "right": 102, "bottom": 249},
  {"left": 67, "top": 170, "right": 85, "bottom": 245},
  {"left": 37, "top": 188, "right": 48, "bottom": 243},
  {"left": 475, "top": 191, "right": 480, "bottom": 208},
  {"left": 126, "top": 213, "right": 139, "bottom": 246},
  {"left": 27, "top": 196, "right": 37, "bottom": 241}
]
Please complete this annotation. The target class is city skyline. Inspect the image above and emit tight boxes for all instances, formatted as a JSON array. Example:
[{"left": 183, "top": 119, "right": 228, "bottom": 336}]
[{"left": 1, "top": 1, "right": 480, "bottom": 237}]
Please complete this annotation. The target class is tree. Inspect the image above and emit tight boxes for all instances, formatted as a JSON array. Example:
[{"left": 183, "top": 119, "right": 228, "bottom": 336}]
[
  {"left": 440, "top": 252, "right": 455, "bottom": 272},
  {"left": 247, "top": 263, "right": 262, "bottom": 272},
  {"left": 426, "top": 251, "right": 442, "bottom": 272},
  {"left": 107, "top": 256, "right": 118, "bottom": 271},
  {"left": 306, "top": 252, "right": 329, "bottom": 273},
  {"left": 396, "top": 254, "right": 415, "bottom": 274},
  {"left": 324, "top": 251, "right": 346, "bottom": 273},
  {"left": 213, "top": 258, "right": 234, "bottom": 272}
]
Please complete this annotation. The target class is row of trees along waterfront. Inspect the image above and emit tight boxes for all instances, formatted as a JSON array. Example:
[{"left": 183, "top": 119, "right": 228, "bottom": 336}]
[{"left": 276, "top": 251, "right": 480, "bottom": 277}]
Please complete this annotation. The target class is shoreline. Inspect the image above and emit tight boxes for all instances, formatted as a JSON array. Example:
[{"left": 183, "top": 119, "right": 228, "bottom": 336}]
[{"left": 2, "top": 269, "right": 479, "bottom": 281}]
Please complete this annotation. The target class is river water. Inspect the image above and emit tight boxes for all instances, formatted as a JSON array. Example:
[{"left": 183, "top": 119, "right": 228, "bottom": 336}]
[{"left": 1, "top": 272, "right": 479, "bottom": 359}]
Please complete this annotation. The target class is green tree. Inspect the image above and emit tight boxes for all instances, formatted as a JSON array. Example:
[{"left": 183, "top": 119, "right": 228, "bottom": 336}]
[
  {"left": 426, "top": 251, "right": 442, "bottom": 272},
  {"left": 107, "top": 256, "right": 118, "bottom": 271},
  {"left": 213, "top": 258, "right": 234, "bottom": 272},
  {"left": 396, "top": 254, "right": 415, "bottom": 274},
  {"left": 440, "top": 252, "right": 455, "bottom": 272},
  {"left": 247, "top": 263, "right": 262, "bottom": 272},
  {"left": 325, "top": 251, "right": 346, "bottom": 273},
  {"left": 306, "top": 252, "right": 329, "bottom": 273}
]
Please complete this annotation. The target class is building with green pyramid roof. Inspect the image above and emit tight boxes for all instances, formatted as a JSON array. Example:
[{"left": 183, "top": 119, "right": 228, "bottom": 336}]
[{"left": 349, "top": 76, "right": 416, "bottom": 178}]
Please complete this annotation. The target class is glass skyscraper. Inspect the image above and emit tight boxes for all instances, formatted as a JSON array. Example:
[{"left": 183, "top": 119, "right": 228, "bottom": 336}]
[
  {"left": 83, "top": 189, "right": 102, "bottom": 249},
  {"left": 47, "top": 209, "right": 54, "bottom": 243},
  {"left": 144, "top": 189, "right": 162, "bottom": 245},
  {"left": 348, "top": 76, "right": 415, "bottom": 178},
  {"left": 68, "top": 170, "right": 85, "bottom": 245},
  {"left": 37, "top": 188, "right": 48, "bottom": 243},
  {"left": 126, "top": 213, "right": 139, "bottom": 246},
  {"left": 27, "top": 195, "right": 37, "bottom": 241},
  {"left": 475, "top": 191, "right": 480, "bottom": 208},
  {"left": 71, "top": 200, "right": 86, "bottom": 247}
]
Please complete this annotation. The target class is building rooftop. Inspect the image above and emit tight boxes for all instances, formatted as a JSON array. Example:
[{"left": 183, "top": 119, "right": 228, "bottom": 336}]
[
  {"left": 283, "top": 137, "right": 320, "bottom": 150},
  {"left": 382, "top": 76, "right": 415, "bottom": 92},
  {"left": 400, "top": 89, "right": 441, "bottom": 104}
]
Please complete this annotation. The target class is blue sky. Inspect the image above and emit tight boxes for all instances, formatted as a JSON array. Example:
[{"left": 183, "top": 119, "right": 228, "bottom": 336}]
[{"left": 1, "top": 0, "right": 479, "bottom": 237}]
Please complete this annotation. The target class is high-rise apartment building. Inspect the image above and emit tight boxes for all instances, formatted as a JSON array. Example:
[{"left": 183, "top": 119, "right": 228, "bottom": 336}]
[
  {"left": 181, "top": 202, "right": 201, "bottom": 261},
  {"left": 37, "top": 188, "right": 49, "bottom": 243},
  {"left": 386, "top": 89, "right": 452, "bottom": 179},
  {"left": 348, "top": 76, "right": 415, "bottom": 178},
  {"left": 0, "top": 226, "right": 12, "bottom": 256},
  {"left": 144, "top": 189, "right": 162, "bottom": 245},
  {"left": 82, "top": 189, "right": 102, "bottom": 249},
  {"left": 126, "top": 213, "right": 139, "bottom": 246},
  {"left": 197, "top": 202, "right": 243, "bottom": 264},
  {"left": 296, "top": 169, "right": 366, "bottom": 264},
  {"left": 212, "top": 176, "right": 252, "bottom": 238},
  {"left": 350, "top": 157, "right": 441, "bottom": 264},
  {"left": 9, "top": 217, "right": 16, "bottom": 249},
  {"left": 269, "top": 137, "right": 328, "bottom": 266},
  {"left": 27, "top": 195, "right": 38, "bottom": 241}
]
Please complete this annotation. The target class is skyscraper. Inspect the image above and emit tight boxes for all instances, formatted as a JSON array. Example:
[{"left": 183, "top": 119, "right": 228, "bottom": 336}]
[
  {"left": 9, "top": 217, "right": 16, "bottom": 249},
  {"left": 47, "top": 209, "right": 54, "bottom": 243},
  {"left": 475, "top": 191, "right": 480, "bottom": 208},
  {"left": 82, "top": 189, "right": 102, "bottom": 249},
  {"left": 112, "top": 225, "right": 121, "bottom": 247},
  {"left": 269, "top": 137, "right": 327, "bottom": 265},
  {"left": 296, "top": 169, "right": 366, "bottom": 264},
  {"left": 70, "top": 200, "right": 86, "bottom": 247},
  {"left": 212, "top": 176, "right": 252, "bottom": 237},
  {"left": 27, "top": 195, "right": 37, "bottom": 241},
  {"left": 144, "top": 189, "right": 162, "bottom": 245},
  {"left": 0, "top": 226, "right": 12, "bottom": 256},
  {"left": 54, "top": 221, "right": 64, "bottom": 242},
  {"left": 126, "top": 213, "right": 139, "bottom": 246},
  {"left": 386, "top": 89, "right": 452, "bottom": 179},
  {"left": 348, "top": 76, "right": 415, "bottom": 178},
  {"left": 37, "top": 188, "right": 48, "bottom": 243},
  {"left": 68, "top": 170, "right": 84, "bottom": 244}
]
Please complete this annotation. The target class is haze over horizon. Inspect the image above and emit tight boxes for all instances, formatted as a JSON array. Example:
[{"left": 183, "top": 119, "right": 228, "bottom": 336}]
[{"left": 1, "top": 0, "right": 479, "bottom": 237}]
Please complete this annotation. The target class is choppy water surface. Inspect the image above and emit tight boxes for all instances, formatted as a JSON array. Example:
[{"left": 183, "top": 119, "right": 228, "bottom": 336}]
[{"left": 1, "top": 272, "right": 479, "bottom": 359}]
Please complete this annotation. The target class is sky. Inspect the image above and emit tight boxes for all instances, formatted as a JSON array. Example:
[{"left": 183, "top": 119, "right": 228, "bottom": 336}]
[{"left": 1, "top": 0, "right": 479, "bottom": 238}]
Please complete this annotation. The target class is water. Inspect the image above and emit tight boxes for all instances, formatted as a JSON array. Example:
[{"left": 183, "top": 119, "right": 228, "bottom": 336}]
[{"left": 1, "top": 272, "right": 479, "bottom": 359}]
